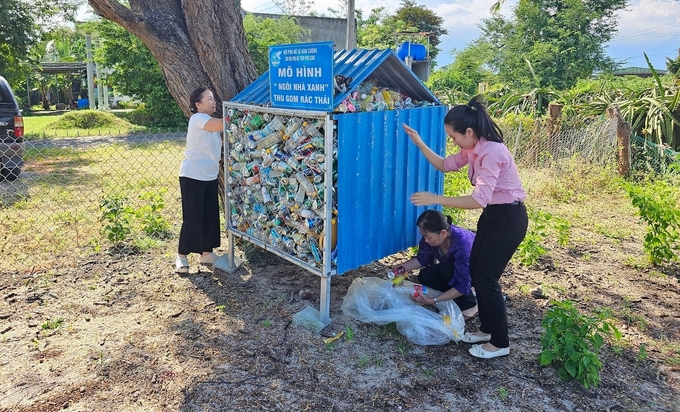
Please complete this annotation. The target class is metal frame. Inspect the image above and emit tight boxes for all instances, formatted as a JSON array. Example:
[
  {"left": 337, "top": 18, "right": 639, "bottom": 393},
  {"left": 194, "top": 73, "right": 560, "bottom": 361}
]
[{"left": 222, "top": 101, "right": 337, "bottom": 324}]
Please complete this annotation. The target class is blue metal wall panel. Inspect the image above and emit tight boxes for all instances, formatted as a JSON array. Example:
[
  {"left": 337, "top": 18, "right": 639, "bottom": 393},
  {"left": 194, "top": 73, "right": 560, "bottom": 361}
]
[
  {"left": 231, "top": 48, "right": 440, "bottom": 106},
  {"left": 335, "top": 105, "right": 447, "bottom": 274}
]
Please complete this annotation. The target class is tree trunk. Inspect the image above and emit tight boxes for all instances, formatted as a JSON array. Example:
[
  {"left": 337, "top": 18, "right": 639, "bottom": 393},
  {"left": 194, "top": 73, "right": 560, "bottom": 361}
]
[{"left": 87, "top": 0, "right": 258, "bottom": 118}]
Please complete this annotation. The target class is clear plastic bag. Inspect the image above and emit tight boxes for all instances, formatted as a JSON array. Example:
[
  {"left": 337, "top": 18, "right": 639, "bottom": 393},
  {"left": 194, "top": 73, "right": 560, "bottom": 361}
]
[{"left": 340, "top": 277, "right": 465, "bottom": 346}]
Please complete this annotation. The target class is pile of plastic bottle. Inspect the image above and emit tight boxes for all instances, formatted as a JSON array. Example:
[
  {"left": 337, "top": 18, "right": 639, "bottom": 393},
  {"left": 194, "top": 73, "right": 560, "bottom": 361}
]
[
  {"left": 334, "top": 79, "right": 434, "bottom": 113},
  {"left": 224, "top": 108, "right": 338, "bottom": 269}
]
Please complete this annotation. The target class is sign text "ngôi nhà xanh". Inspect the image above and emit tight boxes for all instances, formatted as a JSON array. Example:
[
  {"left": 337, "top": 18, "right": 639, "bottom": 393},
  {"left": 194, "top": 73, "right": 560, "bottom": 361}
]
[{"left": 268, "top": 42, "right": 334, "bottom": 111}]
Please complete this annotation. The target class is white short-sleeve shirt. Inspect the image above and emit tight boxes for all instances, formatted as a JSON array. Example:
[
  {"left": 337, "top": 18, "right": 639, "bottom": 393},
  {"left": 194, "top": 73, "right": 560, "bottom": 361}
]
[{"left": 179, "top": 113, "right": 222, "bottom": 181}]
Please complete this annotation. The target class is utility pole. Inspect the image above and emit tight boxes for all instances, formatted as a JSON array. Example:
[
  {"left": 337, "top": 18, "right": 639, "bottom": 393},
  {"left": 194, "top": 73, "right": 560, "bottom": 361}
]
[{"left": 346, "top": 0, "right": 356, "bottom": 50}]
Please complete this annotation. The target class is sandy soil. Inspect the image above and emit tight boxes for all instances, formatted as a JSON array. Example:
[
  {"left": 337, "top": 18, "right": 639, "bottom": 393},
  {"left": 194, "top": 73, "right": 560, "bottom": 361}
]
[{"left": 0, "top": 234, "right": 679, "bottom": 412}]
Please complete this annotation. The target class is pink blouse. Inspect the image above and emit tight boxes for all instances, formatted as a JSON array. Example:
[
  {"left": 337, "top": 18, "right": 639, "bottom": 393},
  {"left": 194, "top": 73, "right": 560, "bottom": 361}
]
[{"left": 442, "top": 137, "right": 526, "bottom": 207}]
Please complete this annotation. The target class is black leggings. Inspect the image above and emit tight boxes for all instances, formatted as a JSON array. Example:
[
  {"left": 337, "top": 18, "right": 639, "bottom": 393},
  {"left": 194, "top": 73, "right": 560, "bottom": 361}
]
[
  {"left": 417, "top": 259, "right": 477, "bottom": 311},
  {"left": 470, "top": 202, "right": 528, "bottom": 348},
  {"left": 178, "top": 177, "right": 221, "bottom": 255}
]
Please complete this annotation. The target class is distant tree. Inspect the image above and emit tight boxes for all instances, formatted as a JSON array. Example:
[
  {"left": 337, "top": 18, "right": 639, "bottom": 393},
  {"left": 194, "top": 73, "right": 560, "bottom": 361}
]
[
  {"left": 87, "top": 0, "right": 257, "bottom": 118},
  {"left": 481, "top": 0, "right": 627, "bottom": 90},
  {"left": 393, "top": 0, "right": 448, "bottom": 60},
  {"left": 243, "top": 15, "right": 309, "bottom": 75},
  {"left": 92, "top": 20, "right": 185, "bottom": 127},
  {"left": 0, "top": 0, "right": 81, "bottom": 88},
  {"left": 427, "top": 40, "right": 496, "bottom": 99},
  {"left": 357, "top": 7, "right": 414, "bottom": 51},
  {"left": 666, "top": 48, "right": 680, "bottom": 77}
]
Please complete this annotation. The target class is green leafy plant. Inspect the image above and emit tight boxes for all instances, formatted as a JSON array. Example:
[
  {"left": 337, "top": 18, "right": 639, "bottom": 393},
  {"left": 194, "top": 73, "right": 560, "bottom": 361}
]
[
  {"left": 345, "top": 325, "right": 354, "bottom": 341},
  {"left": 515, "top": 208, "right": 551, "bottom": 266},
  {"left": 41, "top": 318, "right": 64, "bottom": 330},
  {"left": 637, "top": 343, "right": 648, "bottom": 363},
  {"left": 137, "top": 189, "right": 171, "bottom": 238},
  {"left": 498, "top": 387, "right": 508, "bottom": 400},
  {"left": 261, "top": 320, "right": 272, "bottom": 327},
  {"left": 626, "top": 180, "right": 680, "bottom": 264},
  {"left": 100, "top": 195, "right": 132, "bottom": 244},
  {"left": 539, "top": 300, "right": 622, "bottom": 389}
]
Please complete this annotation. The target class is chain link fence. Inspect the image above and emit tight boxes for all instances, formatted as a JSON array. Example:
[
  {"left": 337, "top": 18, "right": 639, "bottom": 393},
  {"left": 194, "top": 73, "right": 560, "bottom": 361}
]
[
  {"left": 0, "top": 131, "right": 189, "bottom": 272},
  {"left": 1, "top": 116, "right": 678, "bottom": 271}
]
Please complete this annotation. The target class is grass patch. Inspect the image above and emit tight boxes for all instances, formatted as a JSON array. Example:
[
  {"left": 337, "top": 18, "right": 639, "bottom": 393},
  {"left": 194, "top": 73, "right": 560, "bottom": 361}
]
[{"left": 22, "top": 112, "right": 185, "bottom": 139}]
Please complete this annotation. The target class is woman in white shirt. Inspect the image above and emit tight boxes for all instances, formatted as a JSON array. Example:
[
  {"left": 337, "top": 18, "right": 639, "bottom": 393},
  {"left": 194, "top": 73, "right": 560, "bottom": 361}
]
[{"left": 175, "top": 87, "right": 224, "bottom": 273}]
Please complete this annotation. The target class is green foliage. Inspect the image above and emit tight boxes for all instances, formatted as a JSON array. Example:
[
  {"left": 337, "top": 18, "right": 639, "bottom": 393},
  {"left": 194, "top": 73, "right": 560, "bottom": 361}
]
[
  {"left": 626, "top": 180, "right": 680, "bottom": 264},
  {"left": 357, "top": 7, "right": 414, "bottom": 51},
  {"left": 427, "top": 40, "right": 495, "bottom": 102},
  {"left": 137, "top": 190, "right": 171, "bottom": 238},
  {"left": 480, "top": 0, "right": 627, "bottom": 90},
  {"left": 539, "top": 300, "right": 621, "bottom": 389},
  {"left": 393, "top": 0, "right": 448, "bottom": 60},
  {"left": 515, "top": 208, "right": 549, "bottom": 266},
  {"left": 345, "top": 325, "right": 354, "bottom": 341},
  {"left": 0, "top": 0, "right": 81, "bottom": 85},
  {"left": 41, "top": 318, "right": 65, "bottom": 330},
  {"left": 442, "top": 149, "right": 471, "bottom": 225},
  {"left": 90, "top": 20, "right": 186, "bottom": 128},
  {"left": 100, "top": 195, "right": 132, "bottom": 244},
  {"left": 243, "top": 15, "right": 309, "bottom": 75}
]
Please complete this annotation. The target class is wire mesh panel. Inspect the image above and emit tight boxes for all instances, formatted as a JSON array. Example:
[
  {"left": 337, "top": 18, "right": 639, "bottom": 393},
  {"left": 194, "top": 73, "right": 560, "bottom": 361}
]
[{"left": 223, "top": 103, "right": 336, "bottom": 277}]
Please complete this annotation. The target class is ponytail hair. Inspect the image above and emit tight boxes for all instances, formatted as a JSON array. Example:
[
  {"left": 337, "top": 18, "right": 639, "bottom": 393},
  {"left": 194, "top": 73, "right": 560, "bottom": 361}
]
[
  {"left": 416, "top": 210, "right": 452, "bottom": 234},
  {"left": 444, "top": 96, "right": 504, "bottom": 143},
  {"left": 189, "top": 87, "right": 209, "bottom": 114}
]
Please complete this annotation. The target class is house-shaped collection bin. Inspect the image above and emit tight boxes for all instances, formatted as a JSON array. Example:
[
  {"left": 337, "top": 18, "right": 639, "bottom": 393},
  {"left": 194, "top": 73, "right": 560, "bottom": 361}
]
[{"left": 221, "top": 46, "right": 447, "bottom": 325}]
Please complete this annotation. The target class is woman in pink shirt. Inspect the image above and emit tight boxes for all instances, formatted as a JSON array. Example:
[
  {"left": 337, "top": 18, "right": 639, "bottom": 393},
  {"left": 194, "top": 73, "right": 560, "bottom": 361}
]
[{"left": 403, "top": 97, "right": 528, "bottom": 359}]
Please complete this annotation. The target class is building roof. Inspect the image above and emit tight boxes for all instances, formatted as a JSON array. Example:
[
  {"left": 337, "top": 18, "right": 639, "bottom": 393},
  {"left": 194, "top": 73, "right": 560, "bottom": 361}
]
[{"left": 612, "top": 67, "right": 668, "bottom": 77}]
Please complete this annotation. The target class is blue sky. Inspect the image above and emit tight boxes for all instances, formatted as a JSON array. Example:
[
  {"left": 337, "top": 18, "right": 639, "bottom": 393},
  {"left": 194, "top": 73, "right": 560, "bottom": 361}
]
[{"left": 241, "top": 0, "right": 680, "bottom": 71}]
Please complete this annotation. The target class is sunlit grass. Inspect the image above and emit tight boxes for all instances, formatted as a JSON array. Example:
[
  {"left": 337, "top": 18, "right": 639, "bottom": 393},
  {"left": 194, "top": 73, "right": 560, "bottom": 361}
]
[{"left": 0, "top": 141, "right": 186, "bottom": 270}]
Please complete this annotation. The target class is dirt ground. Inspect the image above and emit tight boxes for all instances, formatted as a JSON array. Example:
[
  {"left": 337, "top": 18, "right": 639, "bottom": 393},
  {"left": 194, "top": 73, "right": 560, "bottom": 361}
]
[{"left": 1, "top": 231, "right": 679, "bottom": 412}]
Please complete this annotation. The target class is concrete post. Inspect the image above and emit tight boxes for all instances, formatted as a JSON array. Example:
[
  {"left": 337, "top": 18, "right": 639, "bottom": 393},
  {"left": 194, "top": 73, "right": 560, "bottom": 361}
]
[{"left": 85, "top": 34, "right": 96, "bottom": 110}]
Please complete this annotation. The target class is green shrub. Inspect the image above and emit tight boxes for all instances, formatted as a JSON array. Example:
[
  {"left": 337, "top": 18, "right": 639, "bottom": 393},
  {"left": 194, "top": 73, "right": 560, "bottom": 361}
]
[
  {"left": 626, "top": 179, "right": 680, "bottom": 264},
  {"left": 539, "top": 300, "right": 621, "bottom": 389},
  {"left": 49, "top": 110, "right": 128, "bottom": 129}
]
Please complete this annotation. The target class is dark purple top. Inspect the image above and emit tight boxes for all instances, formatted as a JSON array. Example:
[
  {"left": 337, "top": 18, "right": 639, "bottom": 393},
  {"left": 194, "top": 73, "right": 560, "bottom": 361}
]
[{"left": 415, "top": 224, "right": 475, "bottom": 294}]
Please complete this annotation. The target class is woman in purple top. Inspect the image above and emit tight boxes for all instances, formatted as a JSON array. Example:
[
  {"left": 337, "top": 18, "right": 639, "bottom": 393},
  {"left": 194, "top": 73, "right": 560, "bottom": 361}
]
[
  {"left": 403, "top": 97, "right": 528, "bottom": 359},
  {"left": 390, "top": 210, "right": 478, "bottom": 319}
]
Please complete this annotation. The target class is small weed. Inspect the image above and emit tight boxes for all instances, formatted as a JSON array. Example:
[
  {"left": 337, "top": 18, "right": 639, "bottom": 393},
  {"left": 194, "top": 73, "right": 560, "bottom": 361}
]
[
  {"left": 261, "top": 320, "right": 272, "bottom": 328},
  {"left": 637, "top": 343, "right": 648, "bottom": 363},
  {"left": 581, "top": 253, "right": 593, "bottom": 261},
  {"left": 358, "top": 355, "right": 370, "bottom": 367},
  {"left": 345, "top": 325, "right": 354, "bottom": 341},
  {"left": 623, "top": 256, "right": 650, "bottom": 269},
  {"left": 100, "top": 195, "right": 132, "bottom": 244},
  {"left": 374, "top": 356, "right": 384, "bottom": 367},
  {"left": 216, "top": 305, "right": 226, "bottom": 312},
  {"left": 518, "top": 284, "right": 531, "bottom": 294},
  {"left": 498, "top": 387, "right": 509, "bottom": 400},
  {"left": 423, "top": 368, "right": 435, "bottom": 377},
  {"left": 396, "top": 341, "right": 413, "bottom": 354},
  {"left": 137, "top": 189, "right": 171, "bottom": 238},
  {"left": 41, "top": 318, "right": 64, "bottom": 330}
]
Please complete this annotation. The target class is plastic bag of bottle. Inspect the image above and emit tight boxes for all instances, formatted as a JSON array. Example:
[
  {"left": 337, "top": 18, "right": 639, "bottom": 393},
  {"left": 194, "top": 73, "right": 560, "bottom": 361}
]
[{"left": 340, "top": 277, "right": 465, "bottom": 346}]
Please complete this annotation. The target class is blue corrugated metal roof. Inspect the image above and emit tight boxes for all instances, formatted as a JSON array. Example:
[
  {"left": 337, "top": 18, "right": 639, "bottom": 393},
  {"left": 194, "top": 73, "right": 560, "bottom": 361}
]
[
  {"left": 335, "top": 106, "right": 447, "bottom": 274},
  {"left": 231, "top": 48, "right": 440, "bottom": 108}
]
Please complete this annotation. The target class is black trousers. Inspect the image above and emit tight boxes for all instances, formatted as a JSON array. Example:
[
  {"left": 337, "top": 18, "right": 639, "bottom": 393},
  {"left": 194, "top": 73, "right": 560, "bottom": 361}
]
[
  {"left": 178, "top": 177, "right": 221, "bottom": 255},
  {"left": 417, "top": 259, "right": 477, "bottom": 311},
  {"left": 470, "top": 202, "right": 528, "bottom": 348}
]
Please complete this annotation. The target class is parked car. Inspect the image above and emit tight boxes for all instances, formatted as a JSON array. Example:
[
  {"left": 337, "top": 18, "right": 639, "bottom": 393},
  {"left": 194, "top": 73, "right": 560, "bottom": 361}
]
[{"left": 0, "top": 76, "right": 24, "bottom": 181}]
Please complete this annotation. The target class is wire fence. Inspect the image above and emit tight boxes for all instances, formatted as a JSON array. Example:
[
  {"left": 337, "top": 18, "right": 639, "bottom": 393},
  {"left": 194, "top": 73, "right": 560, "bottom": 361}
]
[{"left": 1, "top": 117, "right": 678, "bottom": 271}]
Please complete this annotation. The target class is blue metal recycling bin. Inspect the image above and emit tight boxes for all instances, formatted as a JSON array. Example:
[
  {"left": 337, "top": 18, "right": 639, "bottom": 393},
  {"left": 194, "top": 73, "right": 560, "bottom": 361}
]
[{"left": 222, "top": 44, "right": 447, "bottom": 326}]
